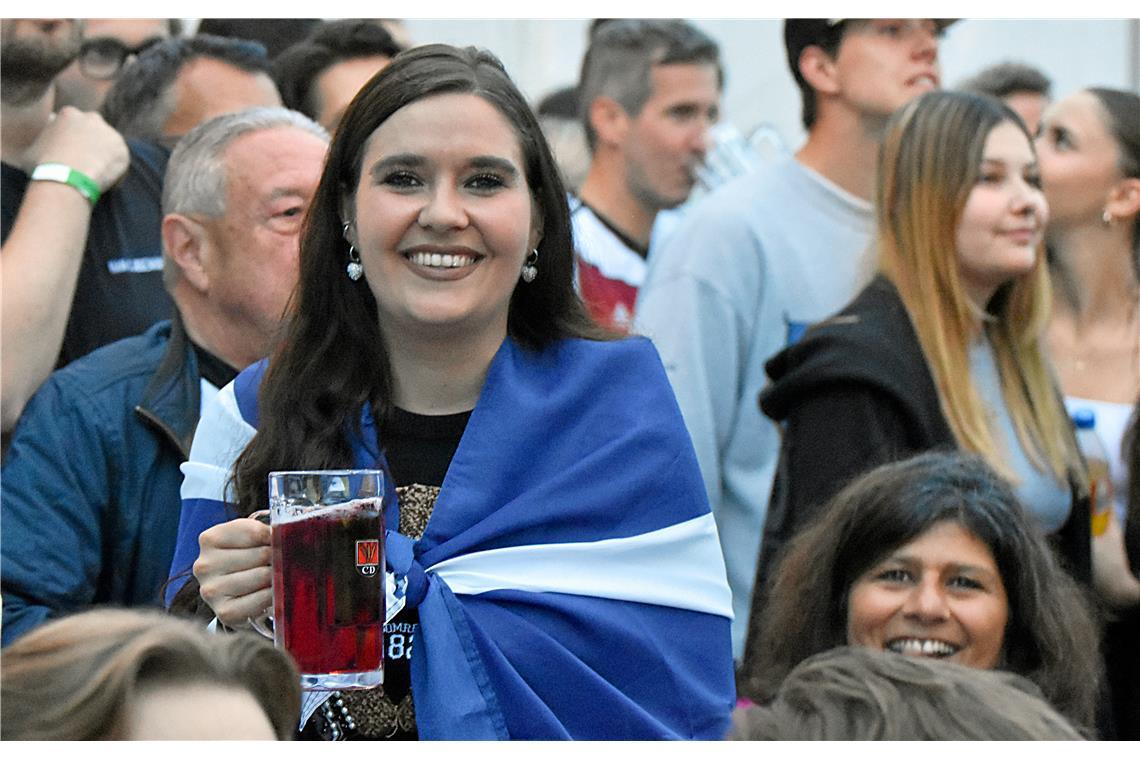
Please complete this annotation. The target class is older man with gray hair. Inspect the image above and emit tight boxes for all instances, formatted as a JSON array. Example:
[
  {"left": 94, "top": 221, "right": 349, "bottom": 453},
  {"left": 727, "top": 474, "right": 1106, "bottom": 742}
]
[{"left": 0, "top": 107, "right": 328, "bottom": 645}]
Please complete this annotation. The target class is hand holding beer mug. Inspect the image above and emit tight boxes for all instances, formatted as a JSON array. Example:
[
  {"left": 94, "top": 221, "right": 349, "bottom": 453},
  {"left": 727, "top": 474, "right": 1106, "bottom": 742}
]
[{"left": 252, "top": 470, "right": 386, "bottom": 691}]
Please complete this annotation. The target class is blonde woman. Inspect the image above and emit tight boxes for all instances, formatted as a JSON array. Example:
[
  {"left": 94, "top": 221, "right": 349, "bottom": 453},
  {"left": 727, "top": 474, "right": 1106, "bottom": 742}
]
[{"left": 752, "top": 91, "right": 1091, "bottom": 593}]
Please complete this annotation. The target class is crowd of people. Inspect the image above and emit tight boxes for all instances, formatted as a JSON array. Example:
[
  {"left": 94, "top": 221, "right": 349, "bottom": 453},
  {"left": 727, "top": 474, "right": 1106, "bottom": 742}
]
[{"left": 1, "top": 17, "right": 1138, "bottom": 741}]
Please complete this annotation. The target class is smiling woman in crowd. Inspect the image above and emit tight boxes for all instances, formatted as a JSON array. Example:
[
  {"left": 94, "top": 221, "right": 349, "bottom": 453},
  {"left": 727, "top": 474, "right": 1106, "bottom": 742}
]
[
  {"left": 738, "top": 451, "right": 1102, "bottom": 734},
  {"left": 752, "top": 90, "right": 1097, "bottom": 592},
  {"left": 164, "top": 43, "right": 735, "bottom": 740}
]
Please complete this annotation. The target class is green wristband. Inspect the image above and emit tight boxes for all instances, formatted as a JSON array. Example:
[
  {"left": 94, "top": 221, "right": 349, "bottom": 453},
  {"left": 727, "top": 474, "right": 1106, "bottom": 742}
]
[{"left": 30, "top": 163, "right": 102, "bottom": 205}]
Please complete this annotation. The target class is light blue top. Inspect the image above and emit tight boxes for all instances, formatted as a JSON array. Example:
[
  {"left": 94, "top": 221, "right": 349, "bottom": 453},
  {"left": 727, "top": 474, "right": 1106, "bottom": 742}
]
[
  {"left": 634, "top": 155, "right": 875, "bottom": 658},
  {"left": 970, "top": 337, "right": 1071, "bottom": 533}
]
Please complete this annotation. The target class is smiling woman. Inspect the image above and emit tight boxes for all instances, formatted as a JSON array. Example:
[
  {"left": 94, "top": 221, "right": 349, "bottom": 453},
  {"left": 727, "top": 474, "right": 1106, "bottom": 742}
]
[
  {"left": 752, "top": 90, "right": 1093, "bottom": 605},
  {"left": 163, "top": 43, "right": 736, "bottom": 740},
  {"left": 344, "top": 92, "right": 542, "bottom": 373},
  {"left": 738, "top": 451, "right": 1102, "bottom": 735},
  {"left": 846, "top": 520, "right": 1010, "bottom": 669}
]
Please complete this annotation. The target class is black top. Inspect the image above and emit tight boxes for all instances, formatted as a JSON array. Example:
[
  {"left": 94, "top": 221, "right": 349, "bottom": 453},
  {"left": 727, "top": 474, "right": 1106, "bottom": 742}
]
[
  {"left": 381, "top": 407, "right": 472, "bottom": 488},
  {"left": 378, "top": 406, "right": 471, "bottom": 734},
  {"left": 1, "top": 139, "right": 174, "bottom": 369},
  {"left": 301, "top": 406, "right": 471, "bottom": 741},
  {"left": 191, "top": 341, "right": 238, "bottom": 392}
]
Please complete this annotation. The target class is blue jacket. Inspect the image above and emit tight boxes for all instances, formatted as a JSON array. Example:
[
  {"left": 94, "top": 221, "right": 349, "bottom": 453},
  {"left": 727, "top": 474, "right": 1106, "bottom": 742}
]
[{"left": 2, "top": 318, "right": 200, "bottom": 645}]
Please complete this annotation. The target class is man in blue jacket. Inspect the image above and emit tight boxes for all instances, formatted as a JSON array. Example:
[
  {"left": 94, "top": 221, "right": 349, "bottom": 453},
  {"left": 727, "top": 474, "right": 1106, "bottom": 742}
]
[{"left": 0, "top": 106, "right": 328, "bottom": 644}]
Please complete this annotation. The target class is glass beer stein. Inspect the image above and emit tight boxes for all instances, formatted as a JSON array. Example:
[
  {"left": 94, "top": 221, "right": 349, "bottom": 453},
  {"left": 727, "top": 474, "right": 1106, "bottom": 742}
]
[{"left": 257, "top": 469, "right": 386, "bottom": 691}]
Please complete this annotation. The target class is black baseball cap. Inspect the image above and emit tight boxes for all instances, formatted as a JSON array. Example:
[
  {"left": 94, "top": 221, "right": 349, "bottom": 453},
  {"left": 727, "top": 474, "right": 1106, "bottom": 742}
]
[{"left": 784, "top": 19, "right": 957, "bottom": 75}]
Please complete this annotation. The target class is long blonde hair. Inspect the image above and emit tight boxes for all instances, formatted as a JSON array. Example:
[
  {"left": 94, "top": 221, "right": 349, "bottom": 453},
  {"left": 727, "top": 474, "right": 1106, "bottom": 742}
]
[{"left": 876, "top": 91, "right": 1079, "bottom": 483}]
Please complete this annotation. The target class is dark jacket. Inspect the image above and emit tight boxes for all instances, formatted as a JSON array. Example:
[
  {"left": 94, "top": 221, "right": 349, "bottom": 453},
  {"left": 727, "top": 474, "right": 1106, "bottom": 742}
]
[
  {"left": 1, "top": 318, "right": 201, "bottom": 645},
  {"left": 751, "top": 276, "right": 1091, "bottom": 596}
]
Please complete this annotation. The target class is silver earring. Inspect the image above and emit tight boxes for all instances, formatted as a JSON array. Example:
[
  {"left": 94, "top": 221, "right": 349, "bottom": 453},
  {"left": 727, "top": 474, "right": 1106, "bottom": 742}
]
[
  {"left": 1102, "top": 209, "right": 1114, "bottom": 226},
  {"left": 343, "top": 222, "right": 363, "bottom": 281},
  {"left": 521, "top": 248, "right": 538, "bottom": 283},
  {"left": 346, "top": 245, "right": 363, "bottom": 281}
]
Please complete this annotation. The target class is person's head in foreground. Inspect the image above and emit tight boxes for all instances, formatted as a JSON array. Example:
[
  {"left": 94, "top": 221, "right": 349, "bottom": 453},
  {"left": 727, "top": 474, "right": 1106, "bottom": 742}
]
[
  {"left": 729, "top": 645, "right": 1084, "bottom": 740},
  {"left": 740, "top": 451, "right": 1101, "bottom": 732},
  {"left": 0, "top": 608, "right": 300, "bottom": 740}
]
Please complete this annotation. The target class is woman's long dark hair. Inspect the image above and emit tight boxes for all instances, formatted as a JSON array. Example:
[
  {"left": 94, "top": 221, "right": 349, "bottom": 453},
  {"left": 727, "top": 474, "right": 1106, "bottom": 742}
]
[
  {"left": 739, "top": 451, "right": 1102, "bottom": 734},
  {"left": 231, "top": 44, "right": 610, "bottom": 515}
]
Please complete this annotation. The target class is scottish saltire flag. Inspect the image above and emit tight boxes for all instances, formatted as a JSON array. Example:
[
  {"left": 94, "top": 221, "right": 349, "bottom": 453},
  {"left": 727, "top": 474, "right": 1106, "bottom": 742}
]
[{"left": 168, "top": 336, "right": 736, "bottom": 739}]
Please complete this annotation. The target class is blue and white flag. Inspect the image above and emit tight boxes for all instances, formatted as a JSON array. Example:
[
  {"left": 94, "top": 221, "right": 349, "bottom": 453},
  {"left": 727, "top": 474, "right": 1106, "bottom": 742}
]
[{"left": 169, "top": 336, "right": 736, "bottom": 739}]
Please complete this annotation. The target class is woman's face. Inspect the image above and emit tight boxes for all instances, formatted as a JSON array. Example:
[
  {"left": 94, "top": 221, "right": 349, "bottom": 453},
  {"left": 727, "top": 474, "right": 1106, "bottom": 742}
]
[
  {"left": 954, "top": 120, "right": 1048, "bottom": 307},
  {"left": 346, "top": 92, "right": 541, "bottom": 347},
  {"left": 846, "top": 520, "right": 1010, "bottom": 670},
  {"left": 1035, "top": 90, "right": 1123, "bottom": 229}
]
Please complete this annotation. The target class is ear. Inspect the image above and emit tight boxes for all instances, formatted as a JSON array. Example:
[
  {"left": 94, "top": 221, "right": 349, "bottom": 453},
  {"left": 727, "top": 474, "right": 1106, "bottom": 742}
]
[
  {"left": 1105, "top": 177, "right": 1140, "bottom": 222},
  {"left": 162, "top": 214, "right": 212, "bottom": 293},
  {"left": 587, "top": 96, "right": 630, "bottom": 148},
  {"left": 528, "top": 201, "right": 545, "bottom": 252},
  {"left": 339, "top": 192, "right": 358, "bottom": 246},
  {"left": 799, "top": 44, "right": 842, "bottom": 98}
]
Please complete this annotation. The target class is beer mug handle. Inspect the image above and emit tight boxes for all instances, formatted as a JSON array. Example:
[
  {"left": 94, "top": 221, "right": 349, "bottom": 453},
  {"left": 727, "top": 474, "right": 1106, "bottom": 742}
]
[
  {"left": 247, "top": 607, "right": 275, "bottom": 640},
  {"left": 246, "top": 508, "right": 274, "bottom": 639}
]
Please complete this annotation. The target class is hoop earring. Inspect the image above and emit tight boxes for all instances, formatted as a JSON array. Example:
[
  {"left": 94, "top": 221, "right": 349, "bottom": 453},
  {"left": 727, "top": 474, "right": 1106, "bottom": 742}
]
[
  {"left": 343, "top": 222, "right": 363, "bottom": 281},
  {"left": 521, "top": 248, "right": 539, "bottom": 283}
]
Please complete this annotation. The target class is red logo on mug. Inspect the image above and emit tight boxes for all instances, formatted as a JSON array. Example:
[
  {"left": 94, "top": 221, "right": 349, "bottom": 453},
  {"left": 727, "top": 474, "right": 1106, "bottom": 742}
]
[{"left": 356, "top": 539, "right": 380, "bottom": 576}]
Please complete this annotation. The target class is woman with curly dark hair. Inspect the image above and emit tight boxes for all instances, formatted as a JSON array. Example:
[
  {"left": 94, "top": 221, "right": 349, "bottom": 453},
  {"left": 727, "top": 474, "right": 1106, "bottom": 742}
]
[{"left": 739, "top": 451, "right": 1102, "bottom": 734}]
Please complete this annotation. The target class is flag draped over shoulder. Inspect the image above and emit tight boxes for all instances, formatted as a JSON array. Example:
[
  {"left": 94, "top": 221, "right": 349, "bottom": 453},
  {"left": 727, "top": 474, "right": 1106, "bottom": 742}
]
[{"left": 169, "top": 336, "right": 736, "bottom": 739}]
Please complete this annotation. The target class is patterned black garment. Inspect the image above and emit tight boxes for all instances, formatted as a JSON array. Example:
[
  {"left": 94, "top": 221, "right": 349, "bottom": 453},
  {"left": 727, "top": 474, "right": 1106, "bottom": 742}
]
[{"left": 299, "top": 408, "right": 470, "bottom": 740}]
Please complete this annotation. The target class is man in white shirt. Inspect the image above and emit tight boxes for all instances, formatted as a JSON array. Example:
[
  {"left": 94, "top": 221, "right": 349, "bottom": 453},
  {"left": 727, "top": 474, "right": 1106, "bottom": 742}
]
[{"left": 573, "top": 19, "right": 722, "bottom": 331}]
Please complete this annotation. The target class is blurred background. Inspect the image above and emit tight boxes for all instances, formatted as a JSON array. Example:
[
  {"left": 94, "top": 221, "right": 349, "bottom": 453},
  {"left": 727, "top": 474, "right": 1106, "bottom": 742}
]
[{"left": 182, "top": 17, "right": 1140, "bottom": 155}]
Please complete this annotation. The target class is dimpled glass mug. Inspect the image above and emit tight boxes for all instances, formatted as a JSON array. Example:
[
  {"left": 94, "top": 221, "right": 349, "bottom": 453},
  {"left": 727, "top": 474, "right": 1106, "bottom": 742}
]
[{"left": 256, "top": 469, "right": 386, "bottom": 691}]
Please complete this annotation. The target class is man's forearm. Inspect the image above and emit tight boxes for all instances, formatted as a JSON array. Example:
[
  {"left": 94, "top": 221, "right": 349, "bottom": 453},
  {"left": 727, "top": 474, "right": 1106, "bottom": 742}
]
[{"left": 1, "top": 181, "right": 93, "bottom": 429}]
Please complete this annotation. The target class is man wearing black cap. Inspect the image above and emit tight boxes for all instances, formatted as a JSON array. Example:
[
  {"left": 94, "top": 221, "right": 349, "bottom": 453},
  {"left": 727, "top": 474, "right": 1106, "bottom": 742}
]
[{"left": 635, "top": 19, "right": 953, "bottom": 660}]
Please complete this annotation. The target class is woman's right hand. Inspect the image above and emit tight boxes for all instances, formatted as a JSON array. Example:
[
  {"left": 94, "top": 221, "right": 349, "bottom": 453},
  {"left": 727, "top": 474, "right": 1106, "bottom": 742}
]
[{"left": 193, "top": 517, "right": 273, "bottom": 629}]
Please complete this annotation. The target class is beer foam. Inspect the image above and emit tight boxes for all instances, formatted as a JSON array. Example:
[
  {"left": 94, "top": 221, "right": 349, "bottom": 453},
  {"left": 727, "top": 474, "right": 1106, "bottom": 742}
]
[{"left": 275, "top": 497, "right": 382, "bottom": 525}]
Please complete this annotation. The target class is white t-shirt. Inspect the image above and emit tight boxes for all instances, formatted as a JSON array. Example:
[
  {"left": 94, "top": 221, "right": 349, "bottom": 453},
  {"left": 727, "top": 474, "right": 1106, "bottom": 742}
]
[{"left": 1066, "top": 396, "right": 1134, "bottom": 524}]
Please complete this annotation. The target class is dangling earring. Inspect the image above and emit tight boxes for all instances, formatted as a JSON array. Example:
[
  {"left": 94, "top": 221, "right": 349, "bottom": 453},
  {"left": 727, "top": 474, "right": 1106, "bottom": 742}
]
[
  {"left": 1102, "top": 209, "right": 1114, "bottom": 227},
  {"left": 343, "top": 222, "right": 363, "bottom": 281},
  {"left": 521, "top": 248, "right": 539, "bottom": 283},
  {"left": 346, "top": 245, "right": 363, "bottom": 281}
]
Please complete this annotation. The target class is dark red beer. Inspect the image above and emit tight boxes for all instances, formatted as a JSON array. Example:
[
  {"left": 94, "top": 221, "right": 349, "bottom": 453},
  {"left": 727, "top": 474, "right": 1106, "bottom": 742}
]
[{"left": 272, "top": 498, "right": 384, "bottom": 688}]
